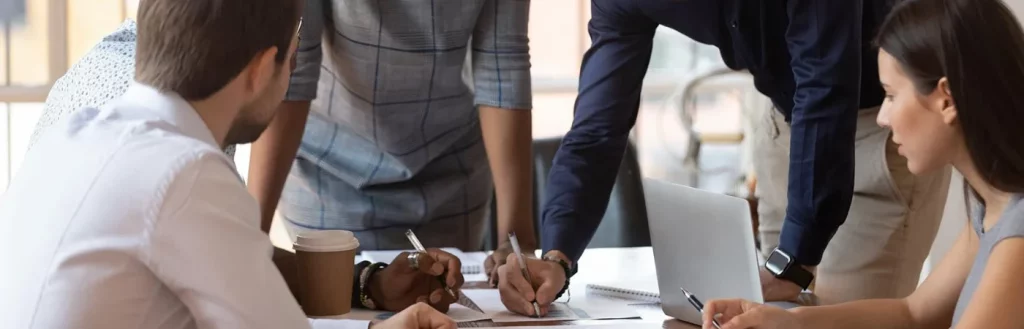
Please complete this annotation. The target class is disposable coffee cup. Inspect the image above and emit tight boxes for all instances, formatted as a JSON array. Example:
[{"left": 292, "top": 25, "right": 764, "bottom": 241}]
[{"left": 293, "top": 230, "right": 360, "bottom": 317}]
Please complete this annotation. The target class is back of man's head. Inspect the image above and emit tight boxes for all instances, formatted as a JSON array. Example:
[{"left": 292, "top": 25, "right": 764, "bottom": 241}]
[{"left": 135, "top": 0, "right": 300, "bottom": 101}]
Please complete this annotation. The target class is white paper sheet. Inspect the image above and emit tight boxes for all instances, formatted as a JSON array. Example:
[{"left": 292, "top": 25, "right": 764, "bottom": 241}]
[
  {"left": 462, "top": 289, "right": 579, "bottom": 323},
  {"left": 337, "top": 304, "right": 490, "bottom": 323},
  {"left": 468, "top": 323, "right": 700, "bottom": 329},
  {"left": 461, "top": 289, "right": 639, "bottom": 323}
]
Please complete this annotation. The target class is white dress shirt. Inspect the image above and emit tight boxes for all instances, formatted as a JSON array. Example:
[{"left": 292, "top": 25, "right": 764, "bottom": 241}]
[{"left": 0, "top": 83, "right": 367, "bottom": 329}]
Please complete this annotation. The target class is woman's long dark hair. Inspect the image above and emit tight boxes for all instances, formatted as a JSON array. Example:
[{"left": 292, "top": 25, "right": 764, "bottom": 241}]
[{"left": 875, "top": 0, "right": 1024, "bottom": 196}]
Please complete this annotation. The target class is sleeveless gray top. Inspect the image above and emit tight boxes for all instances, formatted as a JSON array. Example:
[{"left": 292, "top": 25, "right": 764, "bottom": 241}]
[{"left": 952, "top": 194, "right": 1024, "bottom": 325}]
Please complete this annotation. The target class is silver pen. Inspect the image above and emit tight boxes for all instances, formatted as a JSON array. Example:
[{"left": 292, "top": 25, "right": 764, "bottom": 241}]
[
  {"left": 508, "top": 232, "right": 542, "bottom": 318},
  {"left": 681, "top": 288, "right": 721, "bottom": 329},
  {"left": 404, "top": 230, "right": 457, "bottom": 298}
]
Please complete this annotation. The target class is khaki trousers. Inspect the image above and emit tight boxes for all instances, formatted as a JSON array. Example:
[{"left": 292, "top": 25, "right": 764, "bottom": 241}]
[{"left": 755, "top": 107, "right": 951, "bottom": 304}]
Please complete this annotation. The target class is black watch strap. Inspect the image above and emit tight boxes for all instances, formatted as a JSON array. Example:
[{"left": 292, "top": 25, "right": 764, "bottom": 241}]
[{"left": 778, "top": 264, "right": 813, "bottom": 290}]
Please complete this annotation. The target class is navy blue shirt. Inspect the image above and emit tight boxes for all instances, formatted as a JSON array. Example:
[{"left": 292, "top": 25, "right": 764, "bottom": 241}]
[{"left": 542, "top": 0, "right": 891, "bottom": 266}]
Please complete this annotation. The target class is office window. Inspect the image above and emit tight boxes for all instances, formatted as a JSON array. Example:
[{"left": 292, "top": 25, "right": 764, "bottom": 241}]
[
  {"left": 1, "top": 24, "right": 8, "bottom": 86},
  {"left": 6, "top": 0, "right": 52, "bottom": 87},
  {"left": 66, "top": 0, "right": 125, "bottom": 66},
  {"left": 0, "top": 0, "right": 130, "bottom": 189}
]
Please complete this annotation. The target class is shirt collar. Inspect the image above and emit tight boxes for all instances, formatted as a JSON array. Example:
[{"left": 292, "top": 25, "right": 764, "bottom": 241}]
[{"left": 119, "top": 82, "right": 220, "bottom": 149}]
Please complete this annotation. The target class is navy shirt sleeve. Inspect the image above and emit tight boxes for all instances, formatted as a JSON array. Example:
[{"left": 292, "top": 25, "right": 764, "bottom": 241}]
[
  {"left": 778, "top": 0, "right": 863, "bottom": 265},
  {"left": 540, "top": 0, "right": 657, "bottom": 263}
]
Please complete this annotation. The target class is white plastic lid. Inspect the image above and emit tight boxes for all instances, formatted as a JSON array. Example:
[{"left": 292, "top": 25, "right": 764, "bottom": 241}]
[{"left": 293, "top": 230, "right": 360, "bottom": 252}]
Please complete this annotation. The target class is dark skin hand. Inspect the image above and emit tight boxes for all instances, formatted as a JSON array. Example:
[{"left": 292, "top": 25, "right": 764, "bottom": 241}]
[
  {"left": 272, "top": 247, "right": 465, "bottom": 312},
  {"left": 369, "top": 249, "right": 466, "bottom": 313}
]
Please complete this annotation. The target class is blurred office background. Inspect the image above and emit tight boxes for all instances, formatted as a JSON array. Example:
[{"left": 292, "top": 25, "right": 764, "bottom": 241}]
[
  {"left": 0, "top": 0, "right": 752, "bottom": 194},
  {"left": 2, "top": 0, "right": 1023, "bottom": 282}
]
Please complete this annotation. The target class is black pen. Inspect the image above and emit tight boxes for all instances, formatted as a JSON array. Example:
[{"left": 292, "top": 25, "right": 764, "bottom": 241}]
[{"left": 681, "top": 288, "right": 721, "bottom": 329}]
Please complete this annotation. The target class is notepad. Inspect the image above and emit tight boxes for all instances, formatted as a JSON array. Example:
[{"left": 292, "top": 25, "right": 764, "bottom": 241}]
[
  {"left": 361, "top": 248, "right": 486, "bottom": 275},
  {"left": 585, "top": 280, "right": 661, "bottom": 303}
]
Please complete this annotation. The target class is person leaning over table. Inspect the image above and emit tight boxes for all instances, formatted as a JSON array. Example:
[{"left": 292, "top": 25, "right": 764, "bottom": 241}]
[
  {"left": 0, "top": 0, "right": 461, "bottom": 327},
  {"left": 246, "top": 0, "right": 536, "bottom": 284},
  {"left": 496, "top": 0, "right": 954, "bottom": 316},
  {"left": 24, "top": 7, "right": 469, "bottom": 317},
  {"left": 21, "top": 5, "right": 471, "bottom": 320},
  {"left": 703, "top": 0, "right": 1024, "bottom": 328}
]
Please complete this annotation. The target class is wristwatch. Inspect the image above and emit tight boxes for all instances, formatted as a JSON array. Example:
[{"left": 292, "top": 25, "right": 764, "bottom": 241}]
[{"left": 764, "top": 248, "right": 814, "bottom": 290}]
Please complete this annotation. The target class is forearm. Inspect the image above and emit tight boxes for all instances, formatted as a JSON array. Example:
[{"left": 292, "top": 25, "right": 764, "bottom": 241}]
[
  {"left": 271, "top": 247, "right": 300, "bottom": 300},
  {"left": 275, "top": 248, "right": 374, "bottom": 310},
  {"left": 479, "top": 106, "right": 536, "bottom": 250},
  {"left": 792, "top": 299, "right": 918, "bottom": 329},
  {"left": 247, "top": 101, "right": 311, "bottom": 233},
  {"left": 779, "top": 0, "right": 862, "bottom": 265},
  {"left": 541, "top": 0, "right": 654, "bottom": 263},
  {"left": 779, "top": 108, "right": 858, "bottom": 266},
  {"left": 541, "top": 130, "right": 630, "bottom": 263}
]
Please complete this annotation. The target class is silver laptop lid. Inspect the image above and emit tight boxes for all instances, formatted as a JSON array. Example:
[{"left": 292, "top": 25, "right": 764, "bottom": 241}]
[{"left": 643, "top": 178, "right": 763, "bottom": 325}]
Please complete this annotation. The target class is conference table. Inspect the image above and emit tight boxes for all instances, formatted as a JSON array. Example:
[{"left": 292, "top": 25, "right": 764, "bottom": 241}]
[
  {"left": 379, "top": 247, "right": 701, "bottom": 329},
  {"left": 437, "top": 247, "right": 810, "bottom": 329}
]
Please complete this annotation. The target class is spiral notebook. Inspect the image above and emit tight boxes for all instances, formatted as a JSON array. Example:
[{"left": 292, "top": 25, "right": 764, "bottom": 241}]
[{"left": 585, "top": 280, "right": 661, "bottom": 303}]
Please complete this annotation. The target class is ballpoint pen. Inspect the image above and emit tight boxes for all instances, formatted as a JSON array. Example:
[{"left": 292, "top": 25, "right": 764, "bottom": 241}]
[
  {"left": 681, "top": 288, "right": 722, "bottom": 329},
  {"left": 508, "top": 232, "right": 543, "bottom": 318},
  {"left": 404, "top": 230, "right": 457, "bottom": 299}
]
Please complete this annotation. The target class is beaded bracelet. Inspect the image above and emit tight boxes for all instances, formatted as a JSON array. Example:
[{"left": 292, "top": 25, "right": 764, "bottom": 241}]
[
  {"left": 543, "top": 256, "right": 575, "bottom": 300},
  {"left": 359, "top": 262, "right": 388, "bottom": 309}
]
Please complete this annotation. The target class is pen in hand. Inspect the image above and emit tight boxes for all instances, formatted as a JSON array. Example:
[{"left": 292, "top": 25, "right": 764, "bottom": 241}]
[
  {"left": 508, "top": 232, "right": 543, "bottom": 318},
  {"left": 681, "top": 288, "right": 721, "bottom": 329},
  {"left": 404, "top": 230, "right": 457, "bottom": 299}
]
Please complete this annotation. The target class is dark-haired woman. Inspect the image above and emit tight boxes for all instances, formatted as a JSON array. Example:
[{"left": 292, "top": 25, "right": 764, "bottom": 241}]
[{"left": 702, "top": 0, "right": 1024, "bottom": 328}]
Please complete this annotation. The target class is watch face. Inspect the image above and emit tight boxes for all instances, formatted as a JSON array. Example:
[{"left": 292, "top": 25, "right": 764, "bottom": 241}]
[{"left": 765, "top": 250, "right": 791, "bottom": 275}]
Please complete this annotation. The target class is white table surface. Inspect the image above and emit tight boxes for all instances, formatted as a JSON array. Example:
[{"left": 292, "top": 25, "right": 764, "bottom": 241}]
[{"left": 323, "top": 247, "right": 697, "bottom": 328}]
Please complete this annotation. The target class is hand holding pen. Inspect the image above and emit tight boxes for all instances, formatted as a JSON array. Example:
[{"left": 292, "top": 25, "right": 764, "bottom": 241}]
[
  {"left": 405, "top": 230, "right": 459, "bottom": 299},
  {"left": 507, "top": 233, "right": 543, "bottom": 318},
  {"left": 368, "top": 243, "right": 465, "bottom": 312},
  {"left": 682, "top": 288, "right": 721, "bottom": 329},
  {"left": 493, "top": 233, "right": 568, "bottom": 318}
]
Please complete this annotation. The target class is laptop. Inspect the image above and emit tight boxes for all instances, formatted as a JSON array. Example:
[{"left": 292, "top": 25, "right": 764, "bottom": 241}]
[{"left": 643, "top": 178, "right": 796, "bottom": 326}]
